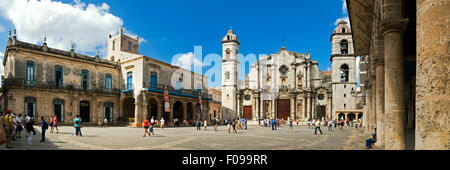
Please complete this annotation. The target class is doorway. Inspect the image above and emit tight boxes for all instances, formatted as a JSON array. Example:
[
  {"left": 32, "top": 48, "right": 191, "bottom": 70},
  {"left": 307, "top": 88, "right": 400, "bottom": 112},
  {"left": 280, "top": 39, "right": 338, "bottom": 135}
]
[
  {"left": 53, "top": 99, "right": 64, "bottom": 122},
  {"left": 80, "top": 100, "right": 90, "bottom": 122}
]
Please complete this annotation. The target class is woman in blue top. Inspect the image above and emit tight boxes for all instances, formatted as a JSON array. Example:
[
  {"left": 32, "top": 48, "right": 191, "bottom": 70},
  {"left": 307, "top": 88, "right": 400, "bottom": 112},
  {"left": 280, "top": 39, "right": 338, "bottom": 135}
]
[{"left": 74, "top": 114, "right": 82, "bottom": 137}]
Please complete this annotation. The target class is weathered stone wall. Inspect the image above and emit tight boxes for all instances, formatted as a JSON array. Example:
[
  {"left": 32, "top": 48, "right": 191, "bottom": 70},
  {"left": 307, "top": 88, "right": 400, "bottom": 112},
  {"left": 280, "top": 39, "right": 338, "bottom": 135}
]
[
  {"left": 415, "top": 0, "right": 449, "bottom": 150},
  {"left": 7, "top": 88, "right": 119, "bottom": 124}
]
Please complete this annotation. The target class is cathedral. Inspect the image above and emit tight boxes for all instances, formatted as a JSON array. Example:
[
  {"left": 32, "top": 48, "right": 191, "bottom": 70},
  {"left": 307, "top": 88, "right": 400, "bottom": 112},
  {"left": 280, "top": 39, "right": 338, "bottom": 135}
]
[{"left": 222, "top": 20, "right": 362, "bottom": 122}]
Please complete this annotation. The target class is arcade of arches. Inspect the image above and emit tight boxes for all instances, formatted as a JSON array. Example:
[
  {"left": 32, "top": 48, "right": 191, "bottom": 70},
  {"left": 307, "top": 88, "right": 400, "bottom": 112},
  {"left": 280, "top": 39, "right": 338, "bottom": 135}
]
[{"left": 120, "top": 92, "right": 206, "bottom": 127}]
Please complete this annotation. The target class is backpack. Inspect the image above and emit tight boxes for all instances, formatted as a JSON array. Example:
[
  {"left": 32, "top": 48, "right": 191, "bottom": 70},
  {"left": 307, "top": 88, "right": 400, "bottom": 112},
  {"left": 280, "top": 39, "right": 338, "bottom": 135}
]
[{"left": 42, "top": 121, "right": 48, "bottom": 130}]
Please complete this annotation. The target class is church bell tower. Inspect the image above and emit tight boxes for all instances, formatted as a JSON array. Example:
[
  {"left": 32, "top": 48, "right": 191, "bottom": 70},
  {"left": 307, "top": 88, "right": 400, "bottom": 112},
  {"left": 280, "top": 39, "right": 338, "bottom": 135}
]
[{"left": 221, "top": 28, "right": 240, "bottom": 119}]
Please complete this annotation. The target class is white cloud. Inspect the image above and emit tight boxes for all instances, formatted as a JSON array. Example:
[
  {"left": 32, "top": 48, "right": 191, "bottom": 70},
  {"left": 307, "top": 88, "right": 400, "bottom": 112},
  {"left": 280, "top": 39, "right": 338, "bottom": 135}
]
[
  {"left": 0, "top": 0, "right": 123, "bottom": 54},
  {"left": 342, "top": 0, "right": 348, "bottom": 15},
  {"left": 172, "top": 52, "right": 203, "bottom": 71}
]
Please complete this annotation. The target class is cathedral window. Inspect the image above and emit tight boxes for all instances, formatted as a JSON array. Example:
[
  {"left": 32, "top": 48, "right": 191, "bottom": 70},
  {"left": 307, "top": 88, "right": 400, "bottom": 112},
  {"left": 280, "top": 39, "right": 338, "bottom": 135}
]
[
  {"left": 225, "top": 71, "right": 230, "bottom": 80},
  {"left": 340, "top": 40, "right": 348, "bottom": 54},
  {"left": 112, "top": 40, "right": 115, "bottom": 51},
  {"left": 342, "top": 28, "right": 346, "bottom": 33},
  {"left": 340, "top": 64, "right": 349, "bottom": 82},
  {"left": 245, "top": 95, "right": 251, "bottom": 101},
  {"left": 318, "top": 94, "right": 324, "bottom": 100}
]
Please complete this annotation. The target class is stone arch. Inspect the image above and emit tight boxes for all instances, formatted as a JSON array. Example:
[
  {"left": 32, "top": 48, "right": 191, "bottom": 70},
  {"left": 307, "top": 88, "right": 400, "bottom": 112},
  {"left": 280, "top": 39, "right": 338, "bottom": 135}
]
[
  {"left": 340, "top": 64, "right": 349, "bottom": 82},
  {"left": 120, "top": 97, "right": 135, "bottom": 120},
  {"left": 340, "top": 39, "right": 348, "bottom": 54},
  {"left": 147, "top": 96, "right": 160, "bottom": 120},
  {"left": 173, "top": 101, "right": 184, "bottom": 122}
]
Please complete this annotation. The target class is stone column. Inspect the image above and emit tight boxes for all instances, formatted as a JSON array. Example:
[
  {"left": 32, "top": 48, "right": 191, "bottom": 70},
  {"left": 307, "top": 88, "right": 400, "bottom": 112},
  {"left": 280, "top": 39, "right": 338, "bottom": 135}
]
[
  {"left": 375, "top": 50, "right": 386, "bottom": 148},
  {"left": 142, "top": 93, "right": 148, "bottom": 121},
  {"left": 305, "top": 95, "right": 310, "bottom": 120},
  {"left": 271, "top": 99, "right": 276, "bottom": 119},
  {"left": 365, "top": 85, "right": 373, "bottom": 133},
  {"left": 416, "top": 0, "right": 449, "bottom": 150},
  {"left": 260, "top": 98, "right": 264, "bottom": 118},
  {"left": 380, "top": 0, "right": 408, "bottom": 149},
  {"left": 169, "top": 99, "right": 174, "bottom": 126},
  {"left": 290, "top": 97, "right": 295, "bottom": 120},
  {"left": 134, "top": 100, "right": 142, "bottom": 127}
]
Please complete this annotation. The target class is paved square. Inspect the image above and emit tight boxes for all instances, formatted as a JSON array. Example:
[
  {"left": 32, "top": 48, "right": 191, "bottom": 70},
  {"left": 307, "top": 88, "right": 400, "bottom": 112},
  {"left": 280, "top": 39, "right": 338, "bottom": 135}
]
[{"left": 1, "top": 125, "right": 366, "bottom": 150}]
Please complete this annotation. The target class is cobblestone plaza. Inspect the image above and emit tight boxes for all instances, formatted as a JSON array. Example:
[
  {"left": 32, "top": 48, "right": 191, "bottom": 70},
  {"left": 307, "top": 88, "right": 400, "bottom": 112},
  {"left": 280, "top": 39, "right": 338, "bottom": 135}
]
[{"left": 1, "top": 125, "right": 370, "bottom": 150}]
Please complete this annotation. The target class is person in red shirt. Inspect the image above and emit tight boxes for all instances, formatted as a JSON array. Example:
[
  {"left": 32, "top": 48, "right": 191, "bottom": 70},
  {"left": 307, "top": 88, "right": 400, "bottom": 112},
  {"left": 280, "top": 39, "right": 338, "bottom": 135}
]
[
  {"left": 143, "top": 118, "right": 151, "bottom": 137},
  {"left": 50, "top": 114, "right": 59, "bottom": 133}
]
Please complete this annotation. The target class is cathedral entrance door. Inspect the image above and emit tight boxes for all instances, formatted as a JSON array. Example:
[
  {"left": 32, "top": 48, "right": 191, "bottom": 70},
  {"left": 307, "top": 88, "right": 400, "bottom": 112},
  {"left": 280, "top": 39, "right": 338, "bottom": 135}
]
[
  {"left": 276, "top": 99, "right": 290, "bottom": 120},
  {"left": 243, "top": 106, "right": 252, "bottom": 120}
]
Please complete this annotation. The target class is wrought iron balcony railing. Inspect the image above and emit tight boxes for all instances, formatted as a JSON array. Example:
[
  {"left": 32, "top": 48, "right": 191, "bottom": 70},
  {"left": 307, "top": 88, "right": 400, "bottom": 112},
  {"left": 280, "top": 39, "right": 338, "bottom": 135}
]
[{"left": 2, "top": 78, "right": 120, "bottom": 95}]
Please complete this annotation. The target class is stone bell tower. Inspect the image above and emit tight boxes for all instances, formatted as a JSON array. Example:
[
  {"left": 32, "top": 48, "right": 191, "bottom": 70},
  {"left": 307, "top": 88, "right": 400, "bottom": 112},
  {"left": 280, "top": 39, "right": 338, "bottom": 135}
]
[
  {"left": 330, "top": 20, "right": 357, "bottom": 120},
  {"left": 221, "top": 28, "right": 240, "bottom": 119}
]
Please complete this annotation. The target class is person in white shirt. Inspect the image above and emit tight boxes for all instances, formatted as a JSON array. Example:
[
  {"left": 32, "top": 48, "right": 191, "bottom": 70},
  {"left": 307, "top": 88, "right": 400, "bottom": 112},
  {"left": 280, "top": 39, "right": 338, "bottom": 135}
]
[
  {"left": 14, "top": 114, "right": 23, "bottom": 138},
  {"left": 160, "top": 118, "right": 165, "bottom": 129},
  {"left": 103, "top": 117, "right": 108, "bottom": 128},
  {"left": 151, "top": 117, "right": 155, "bottom": 125},
  {"left": 327, "top": 120, "right": 333, "bottom": 131}
]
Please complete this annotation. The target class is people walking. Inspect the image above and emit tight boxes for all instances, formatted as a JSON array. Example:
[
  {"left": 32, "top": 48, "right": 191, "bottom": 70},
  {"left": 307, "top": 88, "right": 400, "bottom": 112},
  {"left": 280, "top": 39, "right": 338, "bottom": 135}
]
[
  {"left": 74, "top": 114, "right": 82, "bottom": 137},
  {"left": 244, "top": 118, "right": 247, "bottom": 130},
  {"left": 50, "top": 114, "right": 59, "bottom": 133},
  {"left": 39, "top": 116, "right": 48, "bottom": 142},
  {"left": 103, "top": 117, "right": 108, "bottom": 128},
  {"left": 25, "top": 116, "right": 35, "bottom": 145},
  {"left": 314, "top": 119, "right": 323, "bottom": 135},
  {"left": 203, "top": 120, "right": 208, "bottom": 131},
  {"left": 328, "top": 119, "right": 333, "bottom": 131},
  {"left": 98, "top": 118, "right": 102, "bottom": 128},
  {"left": 287, "top": 119, "right": 293, "bottom": 133},
  {"left": 143, "top": 118, "right": 151, "bottom": 137},
  {"left": 232, "top": 119, "right": 237, "bottom": 133},
  {"left": 160, "top": 118, "right": 165, "bottom": 130},
  {"left": 15, "top": 114, "right": 23, "bottom": 138},
  {"left": 214, "top": 117, "right": 219, "bottom": 131},
  {"left": 271, "top": 118, "right": 275, "bottom": 130},
  {"left": 150, "top": 116, "right": 155, "bottom": 126},
  {"left": 196, "top": 120, "right": 201, "bottom": 131},
  {"left": 227, "top": 119, "right": 231, "bottom": 133}
]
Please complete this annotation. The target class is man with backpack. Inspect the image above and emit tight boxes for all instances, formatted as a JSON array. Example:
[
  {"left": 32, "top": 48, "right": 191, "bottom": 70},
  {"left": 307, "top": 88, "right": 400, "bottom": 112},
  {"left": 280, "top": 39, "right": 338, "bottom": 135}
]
[
  {"left": 74, "top": 114, "right": 82, "bottom": 137},
  {"left": 40, "top": 116, "right": 48, "bottom": 142}
]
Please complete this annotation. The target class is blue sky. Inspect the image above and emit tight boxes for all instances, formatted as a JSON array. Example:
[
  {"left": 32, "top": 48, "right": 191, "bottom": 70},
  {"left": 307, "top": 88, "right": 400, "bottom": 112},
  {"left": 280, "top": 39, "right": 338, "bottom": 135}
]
[{"left": 0, "top": 0, "right": 350, "bottom": 88}]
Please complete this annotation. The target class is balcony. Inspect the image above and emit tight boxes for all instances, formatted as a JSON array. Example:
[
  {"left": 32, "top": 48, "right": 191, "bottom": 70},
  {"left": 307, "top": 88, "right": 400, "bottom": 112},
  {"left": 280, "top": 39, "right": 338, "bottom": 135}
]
[
  {"left": 143, "top": 82, "right": 212, "bottom": 100},
  {"left": 2, "top": 78, "right": 120, "bottom": 95}
]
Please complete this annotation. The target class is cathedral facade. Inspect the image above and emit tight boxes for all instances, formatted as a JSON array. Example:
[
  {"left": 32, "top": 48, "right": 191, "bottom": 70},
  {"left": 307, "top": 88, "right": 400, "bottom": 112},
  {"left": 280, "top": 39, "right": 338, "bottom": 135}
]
[{"left": 222, "top": 21, "right": 362, "bottom": 122}]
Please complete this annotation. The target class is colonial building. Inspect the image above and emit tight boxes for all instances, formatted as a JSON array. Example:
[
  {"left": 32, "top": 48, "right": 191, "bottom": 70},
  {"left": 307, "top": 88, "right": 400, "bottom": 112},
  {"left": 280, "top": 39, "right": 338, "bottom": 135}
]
[
  {"left": 346, "top": 0, "right": 448, "bottom": 150},
  {"left": 207, "top": 87, "right": 222, "bottom": 122},
  {"left": 1, "top": 28, "right": 212, "bottom": 127},
  {"left": 222, "top": 23, "right": 361, "bottom": 122}
]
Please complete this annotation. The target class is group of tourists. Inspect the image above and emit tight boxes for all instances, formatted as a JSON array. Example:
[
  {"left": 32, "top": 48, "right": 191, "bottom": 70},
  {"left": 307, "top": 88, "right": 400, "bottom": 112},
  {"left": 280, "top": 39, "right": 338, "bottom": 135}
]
[
  {"left": 0, "top": 110, "right": 37, "bottom": 148},
  {"left": 97, "top": 117, "right": 109, "bottom": 128}
]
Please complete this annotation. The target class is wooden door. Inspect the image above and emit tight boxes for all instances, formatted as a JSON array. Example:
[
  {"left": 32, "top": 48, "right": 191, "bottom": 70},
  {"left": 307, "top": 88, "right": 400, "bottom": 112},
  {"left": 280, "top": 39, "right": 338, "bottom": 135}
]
[
  {"left": 277, "top": 99, "right": 290, "bottom": 119},
  {"left": 243, "top": 106, "right": 252, "bottom": 120}
]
